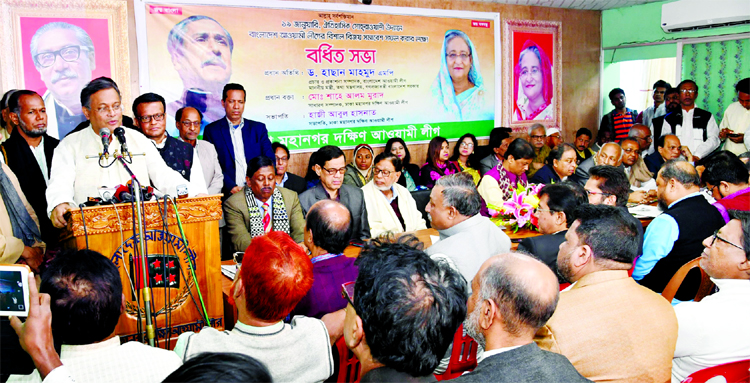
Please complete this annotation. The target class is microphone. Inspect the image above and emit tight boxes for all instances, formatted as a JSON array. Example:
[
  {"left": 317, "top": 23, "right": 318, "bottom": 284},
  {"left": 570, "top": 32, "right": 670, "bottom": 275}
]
[
  {"left": 148, "top": 186, "right": 166, "bottom": 200},
  {"left": 99, "top": 128, "right": 111, "bottom": 157},
  {"left": 113, "top": 184, "right": 132, "bottom": 203},
  {"left": 113, "top": 127, "right": 129, "bottom": 155}
]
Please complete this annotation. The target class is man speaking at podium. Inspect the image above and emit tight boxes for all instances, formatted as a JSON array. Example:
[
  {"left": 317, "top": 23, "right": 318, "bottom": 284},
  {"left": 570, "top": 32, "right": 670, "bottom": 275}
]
[{"left": 46, "top": 77, "right": 207, "bottom": 229}]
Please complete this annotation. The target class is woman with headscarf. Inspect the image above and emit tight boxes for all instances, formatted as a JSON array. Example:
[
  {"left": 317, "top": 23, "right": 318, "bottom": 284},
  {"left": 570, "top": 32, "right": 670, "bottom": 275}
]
[
  {"left": 430, "top": 30, "right": 493, "bottom": 122},
  {"left": 344, "top": 144, "right": 374, "bottom": 188},
  {"left": 513, "top": 40, "right": 554, "bottom": 121}
]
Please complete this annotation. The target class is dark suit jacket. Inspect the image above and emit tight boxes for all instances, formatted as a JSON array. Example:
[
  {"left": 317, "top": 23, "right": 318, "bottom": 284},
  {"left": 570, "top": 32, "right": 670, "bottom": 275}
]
[
  {"left": 282, "top": 172, "right": 307, "bottom": 195},
  {"left": 451, "top": 343, "right": 591, "bottom": 383},
  {"left": 203, "top": 117, "right": 274, "bottom": 195},
  {"left": 529, "top": 164, "right": 562, "bottom": 185},
  {"left": 0, "top": 131, "right": 59, "bottom": 246},
  {"left": 479, "top": 154, "right": 500, "bottom": 176},
  {"left": 397, "top": 163, "right": 420, "bottom": 189},
  {"left": 518, "top": 231, "right": 567, "bottom": 283},
  {"left": 643, "top": 151, "right": 665, "bottom": 176},
  {"left": 299, "top": 183, "right": 371, "bottom": 241}
]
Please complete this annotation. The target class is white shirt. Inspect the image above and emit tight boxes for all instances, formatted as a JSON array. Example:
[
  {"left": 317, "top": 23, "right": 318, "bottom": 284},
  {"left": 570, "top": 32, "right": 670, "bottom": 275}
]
[
  {"left": 662, "top": 107, "right": 720, "bottom": 159},
  {"left": 178, "top": 137, "right": 224, "bottom": 195},
  {"left": 671, "top": 278, "right": 750, "bottom": 382},
  {"left": 720, "top": 101, "right": 750, "bottom": 155},
  {"left": 149, "top": 137, "right": 207, "bottom": 193},
  {"left": 29, "top": 137, "right": 49, "bottom": 185},
  {"left": 46, "top": 126, "right": 207, "bottom": 215},
  {"left": 477, "top": 345, "right": 523, "bottom": 363},
  {"left": 642, "top": 103, "right": 666, "bottom": 131},
  {"left": 228, "top": 117, "right": 247, "bottom": 187},
  {"left": 7, "top": 336, "right": 182, "bottom": 383}
]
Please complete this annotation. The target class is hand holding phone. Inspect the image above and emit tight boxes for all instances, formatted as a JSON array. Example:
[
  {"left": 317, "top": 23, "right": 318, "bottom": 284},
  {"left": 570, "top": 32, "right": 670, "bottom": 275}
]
[{"left": 0, "top": 264, "right": 30, "bottom": 317}]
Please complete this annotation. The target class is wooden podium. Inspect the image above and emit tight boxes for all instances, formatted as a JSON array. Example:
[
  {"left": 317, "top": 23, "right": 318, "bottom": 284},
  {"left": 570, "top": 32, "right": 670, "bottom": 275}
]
[{"left": 61, "top": 195, "right": 224, "bottom": 348}]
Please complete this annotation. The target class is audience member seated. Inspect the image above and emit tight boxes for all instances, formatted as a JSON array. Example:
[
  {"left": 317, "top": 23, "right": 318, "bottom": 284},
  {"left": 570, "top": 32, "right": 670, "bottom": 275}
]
[
  {"left": 591, "top": 128, "right": 613, "bottom": 153},
  {"left": 478, "top": 138, "right": 534, "bottom": 209},
  {"left": 174, "top": 232, "right": 333, "bottom": 383},
  {"left": 1, "top": 90, "right": 59, "bottom": 248},
  {"left": 451, "top": 133, "right": 481, "bottom": 185},
  {"left": 479, "top": 127, "right": 512, "bottom": 175},
  {"left": 620, "top": 137, "right": 657, "bottom": 203},
  {"left": 304, "top": 151, "right": 321, "bottom": 189},
  {"left": 343, "top": 236, "right": 467, "bottom": 382},
  {"left": 671, "top": 211, "right": 750, "bottom": 382},
  {"left": 721, "top": 77, "right": 750, "bottom": 155},
  {"left": 574, "top": 128, "right": 595, "bottom": 164},
  {"left": 700, "top": 151, "right": 750, "bottom": 223},
  {"left": 420, "top": 136, "right": 460, "bottom": 189},
  {"left": 571, "top": 142, "right": 621, "bottom": 186},
  {"left": 385, "top": 137, "right": 420, "bottom": 191},
  {"left": 176, "top": 107, "right": 224, "bottom": 195},
  {"left": 362, "top": 153, "right": 426, "bottom": 237},
  {"left": 546, "top": 127, "right": 563, "bottom": 149},
  {"left": 662, "top": 80, "right": 720, "bottom": 162},
  {"left": 203, "top": 83, "right": 274, "bottom": 195},
  {"left": 518, "top": 183, "right": 586, "bottom": 281},
  {"left": 162, "top": 352, "right": 271, "bottom": 383},
  {"left": 426, "top": 173, "right": 510, "bottom": 286},
  {"left": 585, "top": 165, "right": 644, "bottom": 255},
  {"left": 0, "top": 162, "right": 43, "bottom": 270},
  {"left": 633, "top": 160, "right": 724, "bottom": 301},
  {"left": 600, "top": 88, "right": 638, "bottom": 143},
  {"left": 456, "top": 253, "right": 591, "bottom": 383},
  {"left": 530, "top": 143, "right": 578, "bottom": 184},
  {"left": 535, "top": 204, "right": 677, "bottom": 382},
  {"left": 133, "top": 93, "right": 207, "bottom": 189},
  {"left": 291, "top": 200, "right": 358, "bottom": 319},
  {"left": 272, "top": 142, "right": 306, "bottom": 196},
  {"left": 527, "top": 123, "right": 551, "bottom": 178},
  {"left": 644, "top": 134, "right": 684, "bottom": 175},
  {"left": 8, "top": 249, "right": 182, "bottom": 383},
  {"left": 637, "top": 80, "right": 671, "bottom": 129},
  {"left": 300, "top": 146, "right": 370, "bottom": 241},
  {"left": 343, "top": 143, "right": 374, "bottom": 188},
  {"left": 629, "top": 123, "right": 654, "bottom": 155},
  {"left": 224, "top": 156, "right": 305, "bottom": 253}
]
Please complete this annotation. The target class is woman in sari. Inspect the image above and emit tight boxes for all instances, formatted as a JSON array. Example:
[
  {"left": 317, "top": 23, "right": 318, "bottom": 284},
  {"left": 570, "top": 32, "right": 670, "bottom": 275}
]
[
  {"left": 419, "top": 137, "right": 460, "bottom": 189},
  {"left": 449, "top": 133, "right": 481, "bottom": 185}
]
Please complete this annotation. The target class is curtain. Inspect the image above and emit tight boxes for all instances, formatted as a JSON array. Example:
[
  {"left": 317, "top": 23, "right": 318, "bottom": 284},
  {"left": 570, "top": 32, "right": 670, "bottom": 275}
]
[{"left": 682, "top": 38, "right": 750, "bottom": 121}]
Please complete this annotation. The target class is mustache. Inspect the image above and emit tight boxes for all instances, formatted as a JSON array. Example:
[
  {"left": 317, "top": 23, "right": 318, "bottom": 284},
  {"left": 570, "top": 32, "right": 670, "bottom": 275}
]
[
  {"left": 51, "top": 69, "right": 78, "bottom": 84},
  {"left": 201, "top": 57, "right": 227, "bottom": 69}
]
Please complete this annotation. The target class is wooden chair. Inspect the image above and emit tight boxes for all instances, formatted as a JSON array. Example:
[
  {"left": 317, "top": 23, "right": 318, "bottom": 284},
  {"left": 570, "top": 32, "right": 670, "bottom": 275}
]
[
  {"left": 434, "top": 324, "right": 478, "bottom": 381},
  {"left": 662, "top": 257, "right": 715, "bottom": 302},
  {"left": 681, "top": 359, "right": 750, "bottom": 383}
]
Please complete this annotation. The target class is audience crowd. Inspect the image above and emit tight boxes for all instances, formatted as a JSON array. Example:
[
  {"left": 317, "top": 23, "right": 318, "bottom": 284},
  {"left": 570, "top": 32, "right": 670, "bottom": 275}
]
[{"left": 1, "top": 76, "right": 749, "bottom": 383}]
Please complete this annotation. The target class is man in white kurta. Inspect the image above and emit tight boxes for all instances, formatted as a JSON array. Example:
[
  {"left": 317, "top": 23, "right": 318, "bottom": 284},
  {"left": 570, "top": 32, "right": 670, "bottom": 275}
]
[
  {"left": 721, "top": 78, "right": 750, "bottom": 155},
  {"left": 661, "top": 81, "right": 720, "bottom": 161}
]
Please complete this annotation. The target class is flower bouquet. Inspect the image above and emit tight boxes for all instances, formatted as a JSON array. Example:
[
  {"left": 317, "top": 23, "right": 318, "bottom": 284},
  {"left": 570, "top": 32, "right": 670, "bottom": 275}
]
[{"left": 487, "top": 182, "right": 544, "bottom": 232}]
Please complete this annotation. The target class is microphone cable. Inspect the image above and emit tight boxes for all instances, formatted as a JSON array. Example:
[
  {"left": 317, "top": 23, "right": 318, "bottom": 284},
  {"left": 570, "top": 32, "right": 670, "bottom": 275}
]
[
  {"left": 78, "top": 203, "right": 89, "bottom": 249},
  {"left": 113, "top": 204, "right": 143, "bottom": 344}
]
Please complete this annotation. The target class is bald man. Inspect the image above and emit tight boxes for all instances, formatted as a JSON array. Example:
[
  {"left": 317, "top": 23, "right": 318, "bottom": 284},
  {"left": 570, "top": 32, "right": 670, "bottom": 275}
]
[
  {"left": 629, "top": 124, "right": 653, "bottom": 154},
  {"left": 570, "top": 142, "right": 622, "bottom": 186},
  {"left": 634, "top": 160, "right": 725, "bottom": 301},
  {"left": 291, "top": 200, "right": 358, "bottom": 319},
  {"left": 644, "top": 134, "right": 686, "bottom": 175},
  {"left": 455, "top": 253, "right": 589, "bottom": 383}
]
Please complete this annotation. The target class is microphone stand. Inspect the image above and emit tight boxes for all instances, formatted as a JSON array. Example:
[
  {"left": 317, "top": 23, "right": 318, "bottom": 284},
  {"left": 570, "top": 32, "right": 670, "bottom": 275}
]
[{"left": 114, "top": 152, "right": 156, "bottom": 347}]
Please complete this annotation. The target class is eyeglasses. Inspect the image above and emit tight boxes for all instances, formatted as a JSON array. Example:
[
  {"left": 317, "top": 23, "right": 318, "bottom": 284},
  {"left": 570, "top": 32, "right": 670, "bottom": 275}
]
[
  {"left": 530, "top": 135, "right": 545, "bottom": 140},
  {"left": 341, "top": 282, "right": 356, "bottom": 308},
  {"left": 710, "top": 230, "right": 744, "bottom": 251},
  {"left": 535, "top": 208, "right": 558, "bottom": 214},
  {"left": 93, "top": 104, "right": 122, "bottom": 116},
  {"left": 622, "top": 148, "right": 639, "bottom": 154},
  {"left": 136, "top": 113, "right": 165, "bottom": 123},
  {"left": 585, "top": 189, "right": 611, "bottom": 197},
  {"left": 276, "top": 156, "right": 289, "bottom": 163},
  {"left": 180, "top": 120, "right": 201, "bottom": 128},
  {"left": 373, "top": 168, "right": 394, "bottom": 177},
  {"left": 34, "top": 46, "right": 88, "bottom": 68},
  {"left": 680, "top": 89, "right": 697, "bottom": 94},
  {"left": 446, "top": 53, "right": 471, "bottom": 61},
  {"left": 321, "top": 166, "right": 347, "bottom": 176},
  {"left": 459, "top": 142, "right": 474, "bottom": 148}
]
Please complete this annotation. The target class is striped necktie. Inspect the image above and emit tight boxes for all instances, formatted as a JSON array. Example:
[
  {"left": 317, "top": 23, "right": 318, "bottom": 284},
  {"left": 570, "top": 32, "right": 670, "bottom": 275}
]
[{"left": 263, "top": 202, "right": 271, "bottom": 233}]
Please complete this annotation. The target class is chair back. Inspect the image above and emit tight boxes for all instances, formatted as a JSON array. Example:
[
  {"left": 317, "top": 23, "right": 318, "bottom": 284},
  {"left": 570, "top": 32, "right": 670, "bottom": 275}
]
[
  {"left": 335, "top": 336, "right": 361, "bottom": 383},
  {"left": 434, "top": 323, "right": 478, "bottom": 381},
  {"left": 681, "top": 359, "right": 750, "bottom": 383},
  {"left": 662, "top": 257, "right": 715, "bottom": 302}
]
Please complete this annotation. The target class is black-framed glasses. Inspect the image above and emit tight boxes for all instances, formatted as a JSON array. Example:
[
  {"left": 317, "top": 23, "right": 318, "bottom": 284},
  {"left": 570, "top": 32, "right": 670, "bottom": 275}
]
[
  {"left": 321, "top": 166, "right": 346, "bottom": 176},
  {"left": 530, "top": 135, "right": 545, "bottom": 140},
  {"left": 34, "top": 46, "right": 87, "bottom": 68},
  {"left": 136, "top": 113, "right": 165, "bottom": 123},
  {"left": 341, "top": 282, "right": 355, "bottom": 308},
  {"left": 585, "top": 189, "right": 611, "bottom": 197},
  {"left": 373, "top": 168, "right": 393, "bottom": 177},
  {"left": 710, "top": 230, "right": 744, "bottom": 251}
]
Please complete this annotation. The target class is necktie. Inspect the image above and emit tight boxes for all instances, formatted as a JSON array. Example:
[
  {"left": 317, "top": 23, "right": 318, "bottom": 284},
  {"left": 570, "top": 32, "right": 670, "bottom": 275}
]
[{"left": 263, "top": 202, "right": 271, "bottom": 233}]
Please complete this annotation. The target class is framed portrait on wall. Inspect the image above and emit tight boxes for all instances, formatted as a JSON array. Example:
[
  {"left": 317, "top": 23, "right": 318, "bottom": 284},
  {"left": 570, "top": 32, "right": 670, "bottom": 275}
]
[
  {"left": 0, "top": 0, "right": 131, "bottom": 140},
  {"left": 502, "top": 19, "right": 561, "bottom": 133}
]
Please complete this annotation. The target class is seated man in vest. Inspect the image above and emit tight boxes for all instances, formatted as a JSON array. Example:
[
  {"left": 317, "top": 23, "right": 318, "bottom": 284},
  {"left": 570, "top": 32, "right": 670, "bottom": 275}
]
[
  {"left": 671, "top": 211, "right": 750, "bottom": 382},
  {"left": 343, "top": 236, "right": 467, "bottom": 382},
  {"left": 478, "top": 138, "right": 534, "bottom": 209},
  {"left": 133, "top": 93, "right": 206, "bottom": 189},
  {"left": 570, "top": 142, "right": 621, "bottom": 186},
  {"left": 535, "top": 204, "right": 677, "bottom": 382},
  {"left": 291, "top": 200, "right": 358, "bottom": 319},
  {"left": 362, "top": 153, "right": 426, "bottom": 238},
  {"left": 527, "top": 124, "right": 551, "bottom": 178},
  {"left": 644, "top": 134, "right": 685, "bottom": 175},
  {"left": 633, "top": 160, "right": 725, "bottom": 301},
  {"left": 700, "top": 151, "right": 750, "bottom": 223},
  {"left": 300, "top": 145, "right": 370, "bottom": 241},
  {"left": 174, "top": 232, "right": 334, "bottom": 383},
  {"left": 224, "top": 155, "right": 304, "bottom": 253},
  {"left": 8, "top": 249, "right": 182, "bottom": 382},
  {"left": 456, "top": 253, "right": 590, "bottom": 383},
  {"left": 661, "top": 80, "right": 720, "bottom": 162},
  {"left": 175, "top": 106, "right": 224, "bottom": 195}
]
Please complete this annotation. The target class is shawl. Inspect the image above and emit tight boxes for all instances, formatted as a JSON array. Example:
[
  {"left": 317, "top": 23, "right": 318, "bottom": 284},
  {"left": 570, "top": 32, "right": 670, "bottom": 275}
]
[
  {"left": 0, "top": 164, "right": 41, "bottom": 246},
  {"left": 628, "top": 157, "right": 654, "bottom": 188},
  {"left": 244, "top": 187, "right": 290, "bottom": 238}
]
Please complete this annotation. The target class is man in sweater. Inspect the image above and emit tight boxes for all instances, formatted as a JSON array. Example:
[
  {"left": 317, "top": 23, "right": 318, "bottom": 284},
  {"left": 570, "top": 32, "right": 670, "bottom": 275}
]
[
  {"left": 633, "top": 160, "right": 725, "bottom": 301},
  {"left": 174, "top": 231, "right": 334, "bottom": 383},
  {"left": 455, "top": 253, "right": 590, "bottom": 383}
]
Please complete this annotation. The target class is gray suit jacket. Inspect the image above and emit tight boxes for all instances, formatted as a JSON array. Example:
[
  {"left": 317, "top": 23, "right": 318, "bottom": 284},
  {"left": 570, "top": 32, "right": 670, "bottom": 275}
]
[
  {"left": 451, "top": 343, "right": 591, "bottom": 383},
  {"left": 299, "top": 183, "right": 371, "bottom": 241},
  {"left": 571, "top": 156, "right": 595, "bottom": 186},
  {"left": 479, "top": 154, "right": 499, "bottom": 176}
]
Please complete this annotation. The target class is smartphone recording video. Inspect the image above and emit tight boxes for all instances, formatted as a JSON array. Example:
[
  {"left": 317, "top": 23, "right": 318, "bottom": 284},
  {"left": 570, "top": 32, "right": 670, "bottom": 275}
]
[{"left": 0, "top": 265, "right": 30, "bottom": 317}]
